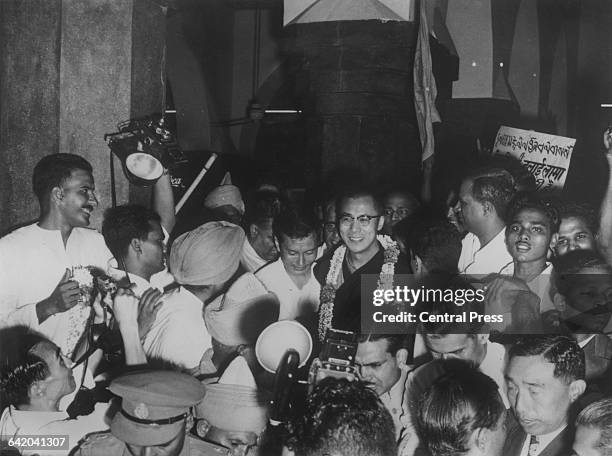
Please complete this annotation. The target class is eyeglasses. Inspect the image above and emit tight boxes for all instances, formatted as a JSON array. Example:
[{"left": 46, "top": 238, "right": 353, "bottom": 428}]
[
  {"left": 338, "top": 214, "right": 380, "bottom": 227},
  {"left": 384, "top": 207, "right": 411, "bottom": 218}
]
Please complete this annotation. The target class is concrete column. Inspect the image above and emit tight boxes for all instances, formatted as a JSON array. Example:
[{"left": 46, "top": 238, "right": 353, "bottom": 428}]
[
  {"left": 0, "top": 0, "right": 166, "bottom": 233},
  {"left": 288, "top": 20, "right": 421, "bottom": 190}
]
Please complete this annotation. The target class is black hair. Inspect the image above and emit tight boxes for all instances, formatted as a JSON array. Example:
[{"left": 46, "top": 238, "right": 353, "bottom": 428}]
[
  {"left": 335, "top": 185, "right": 384, "bottom": 218},
  {"left": 0, "top": 326, "right": 51, "bottom": 409},
  {"left": 357, "top": 333, "right": 410, "bottom": 357},
  {"left": 285, "top": 378, "right": 396, "bottom": 456},
  {"left": 416, "top": 360, "right": 505, "bottom": 456},
  {"left": 465, "top": 167, "right": 516, "bottom": 222},
  {"left": 508, "top": 335, "right": 585, "bottom": 383},
  {"left": 575, "top": 398, "right": 612, "bottom": 451},
  {"left": 552, "top": 250, "right": 612, "bottom": 297},
  {"left": 273, "top": 208, "right": 319, "bottom": 244},
  {"left": 102, "top": 204, "right": 162, "bottom": 260},
  {"left": 558, "top": 202, "right": 599, "bottom": 235},
  {"left": 32, "top": 153, "right": 93, "bottom": 205},
  {"left": 506, "top": 193, "right": 561, "bottom": 233},
  {"left": 397, "top": 217, "right": 462, "bottom": 274}
]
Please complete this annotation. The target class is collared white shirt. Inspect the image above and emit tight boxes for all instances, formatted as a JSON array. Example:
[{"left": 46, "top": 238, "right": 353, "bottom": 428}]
[
  {"left": 107, "top": 259, "right": 174, "bottom": 298},
  {"left": 256, "top": 259, "right": 320, "bottom": 320},
  {"left": 458, "top": 229, "right": 513, "bottom": 276},
  {"left": 0, "top": 403, "right": 109, "bottom": 456},
  {"left": 519, "top": 426, "right": 566, "bottom": 456},
  {"left": 380, "top": 367, "right": 409, "bottom": 440},
  {"left": 0, "top": 224, "right": 112, "bottom": 356},
  {"left": 142, "top": 286, "right": 212, "bottom": 370},
  {"left": 499, "top": 263, "right": 555, "bottom": 313}
]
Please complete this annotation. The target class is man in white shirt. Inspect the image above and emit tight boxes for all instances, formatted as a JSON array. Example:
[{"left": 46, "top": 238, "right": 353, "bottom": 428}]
[
  {"left": 355, "top": 334, "right": 411, "bottom": 442},
  {"left": 143, "top": 221, "right": 245, "bottom": 371},
  {"left": 101, "top": 204, "right": 174, "bottom": 297},
  {"left": 503, "top": 335, "right": 586, "bottom": 456},
  {"left": 256, "top": 209, "right": 320, "bottom": 321},
  {"left": 455, "top": 167, "right": 516, "bottom": 276},
  {"left": 0, "top": 154, "right": 111, "bottom": 356}
]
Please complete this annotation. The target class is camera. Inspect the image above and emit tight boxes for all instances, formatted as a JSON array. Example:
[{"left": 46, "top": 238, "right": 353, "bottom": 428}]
[{"left": 307, "top": 329, "right": 359, "bottom": 393}]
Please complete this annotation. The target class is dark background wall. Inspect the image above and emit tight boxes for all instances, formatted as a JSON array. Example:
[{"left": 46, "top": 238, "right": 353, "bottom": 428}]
[{"left": 1, "top": 0, "right": 611, "bottom": 232}]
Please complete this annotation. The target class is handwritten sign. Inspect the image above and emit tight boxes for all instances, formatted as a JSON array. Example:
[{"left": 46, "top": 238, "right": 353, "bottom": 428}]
[{"left": 492, "top": 126, "right": 575, "bottom": 190}]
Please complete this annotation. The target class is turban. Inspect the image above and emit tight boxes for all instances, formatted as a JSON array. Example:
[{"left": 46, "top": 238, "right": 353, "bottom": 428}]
[
  {"left": 204, "top": 172, "right": 245, "bottom": 215},
  {"left": 170, "top": 221, "right": 245, "bottom": 286},
  {"left": 195, "top": 356, "right": 269, "bottom": 434},
  {"left": 205, "top": 272, "right": 279, "bottom": 346}
]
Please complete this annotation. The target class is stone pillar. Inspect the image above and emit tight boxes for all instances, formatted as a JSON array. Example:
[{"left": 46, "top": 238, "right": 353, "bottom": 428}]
[
  {"left": 287, "top": 20, "right": 421, "bottom": 190},
  {"left": 0, "top": 0, "right": 166, "bottom": 233}
]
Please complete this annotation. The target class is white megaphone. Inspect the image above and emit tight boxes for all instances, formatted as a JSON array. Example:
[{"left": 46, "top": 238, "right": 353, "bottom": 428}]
[
  {"left": 255, "top": 320, "right": 313, "bottom": 373},
  {"left": 255, "top": 321, "right": 313, "bottom": 426}
]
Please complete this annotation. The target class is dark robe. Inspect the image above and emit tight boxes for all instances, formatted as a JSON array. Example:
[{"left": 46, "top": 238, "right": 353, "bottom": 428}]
[{"left": 313, "top": 243, "right": 411, "bottom": 338}]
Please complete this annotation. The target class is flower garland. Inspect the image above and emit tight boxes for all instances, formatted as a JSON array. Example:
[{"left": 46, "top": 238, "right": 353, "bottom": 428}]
[{"left": 318, "top": 235, "right": 400, "bottom": 341}]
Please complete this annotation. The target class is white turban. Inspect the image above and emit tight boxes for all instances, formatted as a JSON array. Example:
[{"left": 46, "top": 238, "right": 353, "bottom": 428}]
[
  {"left": 170, "top": 221, "right": 245, "bottom": 286},
  {"left": 204, "top": 172, "right": 245, "bottom": 215}
]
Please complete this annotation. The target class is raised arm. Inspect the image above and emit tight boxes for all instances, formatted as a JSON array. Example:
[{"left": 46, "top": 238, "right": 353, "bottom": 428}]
[
  {"left": 598, "top": 127, "right": 612, "bottom": 265},
  {"left": 153, "top": 169, "right": 176, "bottom": 234}
]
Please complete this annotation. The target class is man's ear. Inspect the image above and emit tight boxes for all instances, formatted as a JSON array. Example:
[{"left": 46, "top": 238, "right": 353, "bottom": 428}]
[
  {"left": 481, "top": 201, "right": 494, "bottom": 217},
  {"left": 473, "top": 427, "right": 490, "bottom": 454},
  {"left": 549, "top": 233, "right": 558, "bottom": 251},
  {"left": 51, "top": 186, "right": 64, "bottom": 205},
  {"left": 130, "top": 237, "right": 143, "bottom": 255},
  {"left": 569, "top": 379, "right": 586, "bottom": 403},
  {"left": 29, "top": 380, "right": 45, "bottom": 401},
  {"left": 395, "top": 348, "right": 409, "bottom": 369},
  {"left": 412, "top": 254, "right": 424, "bottom": 274},
  {"left": 377, "top": 215, "right": 385, "bottom": 232},
  {"left": 274, "top": 236, "right": 281, "bottom": 252},
  {"left": 476, "top": 333, "right": 490, "bottom": 344}
]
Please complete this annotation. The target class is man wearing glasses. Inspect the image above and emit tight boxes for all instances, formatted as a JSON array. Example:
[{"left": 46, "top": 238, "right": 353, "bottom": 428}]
[
  {"left": 314, "top": 187, "right": 410, "bottom": 336},
  {"left": 355, "top": 333, "right": 412, "bottom": 441}
]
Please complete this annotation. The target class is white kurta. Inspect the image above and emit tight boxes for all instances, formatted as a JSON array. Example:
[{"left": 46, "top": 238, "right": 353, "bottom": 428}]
[{"left": 0, "top": 224, "right": 112, "bottom": 355}]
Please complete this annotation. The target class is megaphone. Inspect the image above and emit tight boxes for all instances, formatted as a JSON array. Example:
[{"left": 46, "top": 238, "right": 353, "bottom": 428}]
[
  {"left": 255, "top": 321, "right": 313, "bottom": 426},
  {"left": 255, "top": 321, "right": 312, "bottom": 373}
]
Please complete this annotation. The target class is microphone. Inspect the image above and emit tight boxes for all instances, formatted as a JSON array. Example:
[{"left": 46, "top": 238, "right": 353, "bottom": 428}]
[{"left": 269, "top": 349, "right": 300, "bottom": 426}]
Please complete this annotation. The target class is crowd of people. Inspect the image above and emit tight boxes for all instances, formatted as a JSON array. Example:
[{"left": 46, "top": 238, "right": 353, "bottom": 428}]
[{"left": 0, "top": 127, "right": 611, "bottom": 456}]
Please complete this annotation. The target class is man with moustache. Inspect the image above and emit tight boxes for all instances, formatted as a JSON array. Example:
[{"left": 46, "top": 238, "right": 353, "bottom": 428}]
[
  {"left": 504, "top": 335, "right": 586, "bottom": 456},
  {"left": 0, "top": 154, "right": 112, "bottom": 356},
  {"left": 314, "top": 186, "right": 409, "bottom": 340}
]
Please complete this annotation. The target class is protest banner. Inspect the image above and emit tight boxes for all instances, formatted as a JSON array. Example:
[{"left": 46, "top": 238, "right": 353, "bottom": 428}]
[{"left": 492, "top": 126, "right": 575, "bottom": 190}]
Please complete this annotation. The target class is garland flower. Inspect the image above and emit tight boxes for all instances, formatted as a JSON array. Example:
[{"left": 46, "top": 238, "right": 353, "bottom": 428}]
[{"left": 318, "top": 235, "right": 400, "bottom": 341}]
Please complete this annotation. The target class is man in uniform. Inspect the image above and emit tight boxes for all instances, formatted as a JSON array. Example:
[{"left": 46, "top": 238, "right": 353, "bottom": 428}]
[
  {"left": 74, "top": 370, "right": 207, "bottom": 456},
  {"left": 194, "top": 356, "right": 269, "bottom": 456}
]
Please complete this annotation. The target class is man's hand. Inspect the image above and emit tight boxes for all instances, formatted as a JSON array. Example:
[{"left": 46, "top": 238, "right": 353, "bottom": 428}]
[
  {"left": 111, "top": 287, "right": 140, "bottom": 330},
  {"left": 485, "top": 276, "right": 541, "bottom": 332},
  {"left": 137, "top": 288, "right": 163, "bottom": 341},
  {"left": 36, "top": 269, "right": 81, "bottom": 323}
]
